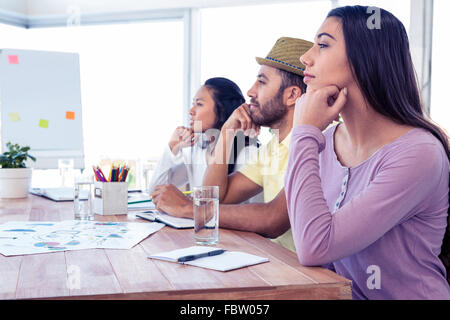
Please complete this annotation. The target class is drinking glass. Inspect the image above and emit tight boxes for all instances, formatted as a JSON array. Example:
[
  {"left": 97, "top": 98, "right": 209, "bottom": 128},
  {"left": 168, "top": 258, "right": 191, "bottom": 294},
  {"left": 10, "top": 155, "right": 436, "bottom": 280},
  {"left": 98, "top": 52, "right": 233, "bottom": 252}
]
[
  {"left": 193, "top": 186, "right": 219, "bottom": 245},
  {"left": 74, "top": 175, "right": 94, "bottom": 220}
]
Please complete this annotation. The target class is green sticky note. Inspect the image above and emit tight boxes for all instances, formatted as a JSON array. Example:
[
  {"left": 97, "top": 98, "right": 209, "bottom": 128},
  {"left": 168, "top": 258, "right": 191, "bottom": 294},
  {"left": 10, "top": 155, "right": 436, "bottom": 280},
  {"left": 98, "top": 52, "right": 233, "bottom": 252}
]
[
  {"left": 8, "top": 112, "right": 20, "bottom": 122},
  {"left": 39, "top": 119, "right": 49, "bottom": 128}
]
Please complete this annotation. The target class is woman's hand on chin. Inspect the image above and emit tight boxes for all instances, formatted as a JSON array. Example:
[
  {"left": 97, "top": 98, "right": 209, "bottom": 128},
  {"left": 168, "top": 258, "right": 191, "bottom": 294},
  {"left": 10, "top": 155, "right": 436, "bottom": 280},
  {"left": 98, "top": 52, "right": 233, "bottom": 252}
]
[{"left": 294, "top": 85, "right": 347, "bottom": 131}]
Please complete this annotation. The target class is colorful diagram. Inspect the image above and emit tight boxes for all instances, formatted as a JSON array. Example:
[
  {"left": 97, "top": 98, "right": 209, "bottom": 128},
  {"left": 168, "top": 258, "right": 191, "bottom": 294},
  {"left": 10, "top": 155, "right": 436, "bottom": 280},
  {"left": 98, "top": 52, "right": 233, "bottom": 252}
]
[
  {"left": 66, "top": 240, "right": 80, "bottom": 246},
  {"left": 107, "top": 234, "right": 122, "bottom": 238},
  {"left": 34, "top": 242, "right": 66, "bottom": 251},
  {"left": 0, "top": 220, "right": 165, "bottom": 256}
]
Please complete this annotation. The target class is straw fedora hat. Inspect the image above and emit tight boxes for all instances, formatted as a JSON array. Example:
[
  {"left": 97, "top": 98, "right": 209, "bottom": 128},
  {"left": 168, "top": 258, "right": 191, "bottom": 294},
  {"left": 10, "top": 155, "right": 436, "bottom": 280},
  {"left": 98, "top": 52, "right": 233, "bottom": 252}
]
[{"left": 256, "top": 37, "right": 313, "bottom": 77}]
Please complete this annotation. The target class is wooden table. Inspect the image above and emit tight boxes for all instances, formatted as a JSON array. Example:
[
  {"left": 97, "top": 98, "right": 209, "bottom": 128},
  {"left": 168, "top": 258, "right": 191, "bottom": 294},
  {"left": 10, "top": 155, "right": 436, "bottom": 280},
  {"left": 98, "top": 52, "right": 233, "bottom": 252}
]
[{"left": 0, "top": 195, "right": 352, "bottom": 300}]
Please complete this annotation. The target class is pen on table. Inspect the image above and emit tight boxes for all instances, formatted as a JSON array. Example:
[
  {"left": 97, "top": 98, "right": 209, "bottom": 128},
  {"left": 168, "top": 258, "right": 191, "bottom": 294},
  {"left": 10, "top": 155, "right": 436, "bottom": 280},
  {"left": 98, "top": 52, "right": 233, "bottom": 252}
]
[
  {"left": 177, "top": 249, "right": 226, "bottom": 262},
  {"left": 128, "top": 190, "right": 193, "bottom": 204}
]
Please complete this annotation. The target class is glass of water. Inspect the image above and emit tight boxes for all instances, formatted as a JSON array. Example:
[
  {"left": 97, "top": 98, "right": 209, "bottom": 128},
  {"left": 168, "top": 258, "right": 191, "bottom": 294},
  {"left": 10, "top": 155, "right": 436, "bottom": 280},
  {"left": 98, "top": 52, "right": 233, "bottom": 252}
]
[
  {"left": 193, "top": 186, "right": 219, "bottom": 245},
  {"left": 74, "top": 175, "right": 94, "bottom": 220}
]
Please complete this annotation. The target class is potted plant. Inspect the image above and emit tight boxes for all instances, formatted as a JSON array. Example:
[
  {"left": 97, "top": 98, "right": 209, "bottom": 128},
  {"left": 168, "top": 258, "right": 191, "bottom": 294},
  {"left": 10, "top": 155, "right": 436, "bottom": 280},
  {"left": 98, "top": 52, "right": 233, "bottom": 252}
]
[{"left": 0, "top": 142, "right": 36, "bottom": 198}]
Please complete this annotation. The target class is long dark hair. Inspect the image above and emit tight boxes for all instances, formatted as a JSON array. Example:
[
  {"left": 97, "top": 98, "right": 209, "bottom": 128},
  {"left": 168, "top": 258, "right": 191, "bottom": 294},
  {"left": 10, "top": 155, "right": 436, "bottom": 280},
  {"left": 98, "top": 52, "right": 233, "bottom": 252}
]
[
  {"left": 203, "top": 77, "right": 259, "bottom": 174},
  {"left": 327, "top": 5, "right": 450, "bottom": 284},
  {"left": 327, "top": 6, "right": 450, "bottom": 160}
]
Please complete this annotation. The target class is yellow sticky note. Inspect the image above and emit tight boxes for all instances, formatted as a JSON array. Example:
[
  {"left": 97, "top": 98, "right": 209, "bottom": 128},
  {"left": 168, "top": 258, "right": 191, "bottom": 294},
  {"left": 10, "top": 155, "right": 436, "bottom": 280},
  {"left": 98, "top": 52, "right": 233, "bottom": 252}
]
[
  {"left": 39, "top": 119, "right": 49, "bottom": 129},
  {"left": 8, "top": 112, "right": 20, "bottom": 122}
]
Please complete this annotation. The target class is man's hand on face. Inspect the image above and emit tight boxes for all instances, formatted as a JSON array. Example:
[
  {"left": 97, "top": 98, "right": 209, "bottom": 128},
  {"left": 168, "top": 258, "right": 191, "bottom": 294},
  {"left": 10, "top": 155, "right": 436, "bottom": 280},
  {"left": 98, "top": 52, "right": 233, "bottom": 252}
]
[{"left": 222, "top": 104, "right": 260, "bottom": 138}]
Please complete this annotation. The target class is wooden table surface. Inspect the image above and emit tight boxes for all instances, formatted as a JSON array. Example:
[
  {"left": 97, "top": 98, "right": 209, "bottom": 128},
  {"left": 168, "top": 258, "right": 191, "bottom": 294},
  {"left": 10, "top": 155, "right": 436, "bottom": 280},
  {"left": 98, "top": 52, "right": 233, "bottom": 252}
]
[{"left": 0, "top": 195, "right": 352, "bottom": 300}]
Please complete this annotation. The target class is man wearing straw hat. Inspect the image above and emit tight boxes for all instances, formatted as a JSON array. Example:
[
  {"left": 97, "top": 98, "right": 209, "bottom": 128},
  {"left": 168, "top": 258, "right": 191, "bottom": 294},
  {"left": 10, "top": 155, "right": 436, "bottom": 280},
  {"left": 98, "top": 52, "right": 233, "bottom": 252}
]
[{"left": 153, "top": 37, "right": 313, "bottom": 252}]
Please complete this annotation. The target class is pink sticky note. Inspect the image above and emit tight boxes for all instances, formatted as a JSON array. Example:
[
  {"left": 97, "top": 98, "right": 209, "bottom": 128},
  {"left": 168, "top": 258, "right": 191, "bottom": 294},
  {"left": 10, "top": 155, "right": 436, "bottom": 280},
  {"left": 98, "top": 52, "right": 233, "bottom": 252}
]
[{"left": 8, "top": 55, "right": 19, "bottom": 64}]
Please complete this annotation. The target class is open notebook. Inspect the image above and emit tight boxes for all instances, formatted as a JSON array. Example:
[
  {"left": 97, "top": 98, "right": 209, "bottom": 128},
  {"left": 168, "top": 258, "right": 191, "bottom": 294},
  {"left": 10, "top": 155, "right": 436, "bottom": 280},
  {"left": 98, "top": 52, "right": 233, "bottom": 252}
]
[
  {"left": 148, "top": 246, "right": 269, "bottom": 272},
  {"left": 128, "top": 201, "right": 156, "bottom": 211},
  {"left": 136, "top": 210, "right": 194, "bottom": 229},
  {"left": 127, "top": 194, "right": 156, "bottom": 211}
]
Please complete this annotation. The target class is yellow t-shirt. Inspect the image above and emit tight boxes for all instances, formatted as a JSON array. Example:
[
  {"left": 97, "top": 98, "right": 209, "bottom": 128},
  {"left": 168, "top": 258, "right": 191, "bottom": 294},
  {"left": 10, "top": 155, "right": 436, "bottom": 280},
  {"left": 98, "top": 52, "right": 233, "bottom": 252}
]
[{"left": 239, "top": 131, "right": 295, "bottom": 252}]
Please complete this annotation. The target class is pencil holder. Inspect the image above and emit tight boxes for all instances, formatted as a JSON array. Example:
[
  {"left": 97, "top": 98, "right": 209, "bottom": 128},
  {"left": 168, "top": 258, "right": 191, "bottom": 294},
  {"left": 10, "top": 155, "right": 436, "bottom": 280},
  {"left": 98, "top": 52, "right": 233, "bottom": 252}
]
[{"left": 93, "top": 181, "right": 128, "bottom": 215}]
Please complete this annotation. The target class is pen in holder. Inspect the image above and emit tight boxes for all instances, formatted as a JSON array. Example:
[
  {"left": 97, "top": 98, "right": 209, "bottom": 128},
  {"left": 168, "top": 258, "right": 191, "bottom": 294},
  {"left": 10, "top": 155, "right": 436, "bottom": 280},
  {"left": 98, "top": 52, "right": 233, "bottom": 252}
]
[{"left": 93, "top": 181, "right": 128, "bottom": 215}]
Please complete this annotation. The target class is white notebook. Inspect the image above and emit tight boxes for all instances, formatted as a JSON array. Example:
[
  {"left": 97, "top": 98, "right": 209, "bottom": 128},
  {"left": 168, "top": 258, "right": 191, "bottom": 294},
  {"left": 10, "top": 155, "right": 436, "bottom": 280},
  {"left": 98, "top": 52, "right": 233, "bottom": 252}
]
[
  {"left": 127, "top": 194, "right": 155, "bottom": 211},
  {"left": 136, "top": 211, "right": 194, "bottom": 229},
  {"left": 148, "top": 246, "right": 269, "bottom": 272},
  {"left": 128, "top": 202, "right": 156, "bottom": 211}
]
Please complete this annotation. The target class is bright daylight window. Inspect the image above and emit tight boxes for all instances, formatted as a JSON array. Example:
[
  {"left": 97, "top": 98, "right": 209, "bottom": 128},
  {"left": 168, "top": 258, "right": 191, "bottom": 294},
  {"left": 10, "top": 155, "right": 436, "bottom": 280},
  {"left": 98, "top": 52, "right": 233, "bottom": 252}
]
[
  {"left": 0, "top": 20, "right": 184, "bottom": 189},
  {"left": 431, "top": 0, "right": 450, "bottom": 134},
  {"left": 200, "top": 0, "right": 333, "bottom": 144},
  {"left": 200, "top": 0, "right": 411, "bottom": 97},
  {"left": 337, "top": 0, "right": 410, "bottom": 30},
  {"left": 337, "top": 0, "right": 449, "bottom": 134},
  {"left": 200, "top": 0, "right": 412, "bottom": 144}
]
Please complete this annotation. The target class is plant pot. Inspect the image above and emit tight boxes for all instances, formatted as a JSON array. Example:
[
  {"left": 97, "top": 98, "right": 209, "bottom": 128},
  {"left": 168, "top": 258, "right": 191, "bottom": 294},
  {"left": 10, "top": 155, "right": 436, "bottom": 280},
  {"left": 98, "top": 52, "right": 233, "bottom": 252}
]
[{"left": 0, "top": 168, "right": 32, "bottom": 198}]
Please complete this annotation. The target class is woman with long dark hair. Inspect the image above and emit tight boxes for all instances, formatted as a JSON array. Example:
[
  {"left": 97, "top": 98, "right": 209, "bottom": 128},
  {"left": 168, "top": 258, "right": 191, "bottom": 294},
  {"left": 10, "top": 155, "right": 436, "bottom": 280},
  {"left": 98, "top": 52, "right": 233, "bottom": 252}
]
[
  {"left": 285, "top": 6, "right": 449, "bottom": 299},
  {"left": 150, "top": 77, "right": 261, "bottom": 215}
]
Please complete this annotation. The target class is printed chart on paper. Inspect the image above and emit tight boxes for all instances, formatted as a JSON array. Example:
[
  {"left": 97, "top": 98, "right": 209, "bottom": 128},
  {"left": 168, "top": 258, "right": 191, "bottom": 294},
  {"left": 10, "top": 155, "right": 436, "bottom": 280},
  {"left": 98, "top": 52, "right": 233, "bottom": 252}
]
[{"left": 0, "top": 220, "right": 164, "bottom": 256}]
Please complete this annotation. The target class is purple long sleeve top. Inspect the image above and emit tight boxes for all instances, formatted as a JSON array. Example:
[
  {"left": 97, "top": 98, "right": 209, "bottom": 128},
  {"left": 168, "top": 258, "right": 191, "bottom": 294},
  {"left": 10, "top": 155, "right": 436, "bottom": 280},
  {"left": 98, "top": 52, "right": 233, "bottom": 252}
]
[{"left": 284, "top": 124, "right": 450, "bottom": 300}]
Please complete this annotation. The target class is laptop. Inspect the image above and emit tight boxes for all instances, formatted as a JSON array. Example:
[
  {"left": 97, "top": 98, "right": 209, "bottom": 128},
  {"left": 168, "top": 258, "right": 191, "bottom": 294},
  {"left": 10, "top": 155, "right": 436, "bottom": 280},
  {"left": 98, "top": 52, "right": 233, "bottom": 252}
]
[
  {"left": 30, "top": 187, "right": 144, "bottom": 202},
  {"left": 30, "top": 187, "right": 89, "bottom": 202}
]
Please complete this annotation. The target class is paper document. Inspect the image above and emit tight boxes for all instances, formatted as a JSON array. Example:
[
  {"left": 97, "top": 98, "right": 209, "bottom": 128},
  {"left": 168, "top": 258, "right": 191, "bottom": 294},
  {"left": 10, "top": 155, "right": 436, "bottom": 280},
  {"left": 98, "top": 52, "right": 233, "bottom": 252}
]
[
  {"left": 0, "top": 220, "right": 165, "bottom": 256},
  {"left": 136, "top": 211, "right": 194, "bottom": 229},
  {"left": 149, "top": 246, "right": 269, "bottom": 272}
]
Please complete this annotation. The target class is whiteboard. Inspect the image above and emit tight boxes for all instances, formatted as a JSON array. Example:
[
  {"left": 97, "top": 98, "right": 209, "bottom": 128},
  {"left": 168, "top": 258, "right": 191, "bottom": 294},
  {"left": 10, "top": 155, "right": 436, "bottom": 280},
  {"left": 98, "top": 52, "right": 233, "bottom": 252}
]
[{"left": 0, "top": 49, "right": 84, "bottom": 169}]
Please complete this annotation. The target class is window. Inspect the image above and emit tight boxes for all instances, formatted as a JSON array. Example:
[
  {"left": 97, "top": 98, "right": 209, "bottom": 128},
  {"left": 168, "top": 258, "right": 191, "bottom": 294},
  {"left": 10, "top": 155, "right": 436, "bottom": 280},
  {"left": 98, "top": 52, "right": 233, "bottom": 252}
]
[
  {"left": 336, "top": 0, "right": 410, "bottom": 30},
  {"left": 200, "top": 1, "right": 332, "bottom": 94},
  {"left": 200, "top": 0, "right": 333, "bottom": 143},
  {"left": 0, "top": 20, "right": 184, "bottom": 189},
  {"left": 200, "top": 0, "right": 410, "bottom": 100},
  {"left": 431, "top": 0, "right": 450, "bottom": 133}
]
